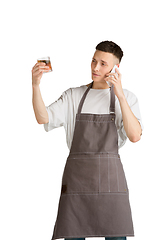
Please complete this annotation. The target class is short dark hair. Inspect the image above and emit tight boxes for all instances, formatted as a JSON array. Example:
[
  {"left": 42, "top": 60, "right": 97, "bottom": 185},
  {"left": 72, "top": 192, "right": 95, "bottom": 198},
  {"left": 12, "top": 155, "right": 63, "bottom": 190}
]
[{"left": 96, "top": 41, "right": 123, "bottom": 63}]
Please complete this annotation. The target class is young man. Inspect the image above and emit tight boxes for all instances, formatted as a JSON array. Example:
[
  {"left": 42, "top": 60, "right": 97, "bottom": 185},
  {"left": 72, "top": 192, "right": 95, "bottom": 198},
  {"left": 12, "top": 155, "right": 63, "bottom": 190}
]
[{"left": 32, "top": 41, "right": 143, "bottom": 240}]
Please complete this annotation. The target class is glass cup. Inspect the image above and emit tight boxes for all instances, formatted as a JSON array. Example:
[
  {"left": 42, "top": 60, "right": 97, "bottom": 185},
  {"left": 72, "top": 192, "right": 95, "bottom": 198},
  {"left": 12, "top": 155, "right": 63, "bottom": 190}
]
[{"left": 37, "top": 56, "right": 52, "bottom": 72}]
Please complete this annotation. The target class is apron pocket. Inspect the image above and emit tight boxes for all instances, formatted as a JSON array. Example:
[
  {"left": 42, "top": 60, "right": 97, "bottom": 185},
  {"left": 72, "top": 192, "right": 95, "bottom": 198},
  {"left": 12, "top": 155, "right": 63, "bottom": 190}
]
[
  {"left": 61, "top": 155, "right": 128, "bottom": 194},
  {"left": 61, "top": 157, "right": 99, "bottom": 194},
  {"left": 100, "top": 156, "right": 128, "bottom": 193}
]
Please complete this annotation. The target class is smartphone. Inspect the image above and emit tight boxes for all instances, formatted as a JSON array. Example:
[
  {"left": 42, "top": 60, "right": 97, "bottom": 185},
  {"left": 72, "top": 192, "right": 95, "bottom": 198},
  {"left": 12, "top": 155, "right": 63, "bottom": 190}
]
[{"left": 106, "top": 65, "right": 119, "bottom": 87}]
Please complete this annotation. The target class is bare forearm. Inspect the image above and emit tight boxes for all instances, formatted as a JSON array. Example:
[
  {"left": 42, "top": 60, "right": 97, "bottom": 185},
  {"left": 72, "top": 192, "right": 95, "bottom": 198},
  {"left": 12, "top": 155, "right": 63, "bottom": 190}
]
[
  {"left": 118, "top": 95, "right": 142, "bottom": 142},
  {"left": 105, "top": 68, "right": 142, "bottom": 142},
  {"left": 32, "top": 85, "right": 49, "bottom": 124}
]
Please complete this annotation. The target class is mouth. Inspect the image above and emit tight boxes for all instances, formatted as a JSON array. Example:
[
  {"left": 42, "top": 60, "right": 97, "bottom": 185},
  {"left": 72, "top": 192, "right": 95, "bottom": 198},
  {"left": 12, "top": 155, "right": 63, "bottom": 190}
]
[{"left": 92, "top": 72, "right": 100, "bottom": 77}]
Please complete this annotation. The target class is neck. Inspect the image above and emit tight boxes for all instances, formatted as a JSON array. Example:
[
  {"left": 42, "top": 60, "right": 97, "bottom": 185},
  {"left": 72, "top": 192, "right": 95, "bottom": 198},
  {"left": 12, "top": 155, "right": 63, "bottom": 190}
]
[{"left": 92, "top": 81, "right": 110, "bottom": 89}]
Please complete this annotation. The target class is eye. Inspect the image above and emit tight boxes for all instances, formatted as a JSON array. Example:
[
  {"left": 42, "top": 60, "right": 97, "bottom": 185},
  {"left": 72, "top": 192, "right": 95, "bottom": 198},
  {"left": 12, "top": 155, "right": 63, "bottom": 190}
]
[{"left": 92, "top": 59, "right": 96, "bottom": 63}]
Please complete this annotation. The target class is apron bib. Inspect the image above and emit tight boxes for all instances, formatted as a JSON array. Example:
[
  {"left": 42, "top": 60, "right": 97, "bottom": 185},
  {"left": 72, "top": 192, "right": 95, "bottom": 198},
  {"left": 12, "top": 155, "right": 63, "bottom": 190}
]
[{"left": 51, "top": 82, "right": 134, "bottom": 239}]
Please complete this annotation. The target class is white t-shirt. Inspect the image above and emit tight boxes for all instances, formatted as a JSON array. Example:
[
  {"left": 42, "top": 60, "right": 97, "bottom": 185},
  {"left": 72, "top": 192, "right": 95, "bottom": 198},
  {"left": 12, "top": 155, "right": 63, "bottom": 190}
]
[{"left": 44, "top": 84, "right": 143, "bottom": 149}]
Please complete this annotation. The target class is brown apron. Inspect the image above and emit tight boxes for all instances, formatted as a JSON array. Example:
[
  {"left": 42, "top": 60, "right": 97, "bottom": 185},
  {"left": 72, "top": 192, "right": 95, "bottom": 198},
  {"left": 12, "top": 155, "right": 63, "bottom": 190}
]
[{"left": 51, "top": 82, "right": 134, "bottom": 239}]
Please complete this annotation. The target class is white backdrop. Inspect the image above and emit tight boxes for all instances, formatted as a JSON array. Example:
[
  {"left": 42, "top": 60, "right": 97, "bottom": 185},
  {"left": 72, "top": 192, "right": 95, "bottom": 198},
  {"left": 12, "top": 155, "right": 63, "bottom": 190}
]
[{"left": 0, "top": 1, "right": 159, "bottom": 240}]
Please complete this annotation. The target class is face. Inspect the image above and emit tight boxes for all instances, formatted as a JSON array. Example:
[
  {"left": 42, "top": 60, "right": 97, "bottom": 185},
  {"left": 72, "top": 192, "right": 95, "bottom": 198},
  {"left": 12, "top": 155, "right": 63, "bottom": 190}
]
[{"left": 91, "top": 50, "right": 119, "bottom": 83}]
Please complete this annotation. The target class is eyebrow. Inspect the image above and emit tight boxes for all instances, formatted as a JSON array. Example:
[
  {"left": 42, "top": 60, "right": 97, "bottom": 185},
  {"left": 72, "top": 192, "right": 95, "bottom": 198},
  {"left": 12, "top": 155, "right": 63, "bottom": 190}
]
[
  {"left": 101, "top": 60, "right": 108, "bottom": 64},
  {"left": 92, "top": 58, "right": 108, "bottom": 65}
]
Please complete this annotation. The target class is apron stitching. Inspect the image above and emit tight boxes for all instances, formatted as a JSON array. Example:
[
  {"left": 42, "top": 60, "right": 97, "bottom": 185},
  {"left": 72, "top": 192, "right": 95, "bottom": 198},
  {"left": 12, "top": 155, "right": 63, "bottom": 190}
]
[
  {"left": 77, "top": 113, "right": 114, "bottom": 116},
  {"left": 57, "top": 234, "right": 133, "bottom": 238},
  {"left": 122, "top": 166, "right": 128, "bottom": 192},
  {"left": 61, "top": 192, "right": 128, "bottom": 196},
  {"left": 76, "top": 120, "right": 115, "bottom": 123},
  {"left": 67, "top": 156, "right": 120, "bottom": 159},
  {"left": 108, "top": 156, "right": 110, "bottom": 192},
  {"left": 115, "top": 157, "right": 120, "bottom": 192},
  {"left": 69, "top": 152, "right": 119, "bottom": 155},
  {"left": 99, "top": 155, "right": 100, "bottom": 193}
]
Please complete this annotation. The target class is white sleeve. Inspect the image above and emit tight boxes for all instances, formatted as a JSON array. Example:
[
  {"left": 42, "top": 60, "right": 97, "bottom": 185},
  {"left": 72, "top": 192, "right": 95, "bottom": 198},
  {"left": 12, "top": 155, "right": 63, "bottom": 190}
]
[
  {"left": 44, "top": 90, "right": 69, "bottom": 132},
  {"left": 118, "top": 91, "right": 144, "bottom": 146}
]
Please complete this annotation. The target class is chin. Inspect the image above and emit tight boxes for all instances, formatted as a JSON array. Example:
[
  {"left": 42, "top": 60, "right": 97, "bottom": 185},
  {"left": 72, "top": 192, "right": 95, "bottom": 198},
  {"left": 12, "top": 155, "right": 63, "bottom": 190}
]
[
  {"left": 91, "top": 77, "right": 105, "bottom": 83},
  {"left": 92, "top": 76, "right": 101, "bottom": 81}
]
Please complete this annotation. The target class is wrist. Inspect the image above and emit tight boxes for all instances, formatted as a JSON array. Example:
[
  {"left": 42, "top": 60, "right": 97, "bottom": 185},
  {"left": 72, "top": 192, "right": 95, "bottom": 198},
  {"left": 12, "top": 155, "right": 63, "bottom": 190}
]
[
  {"left": 32, "top": 82, "right": 40, "bottom": 89},
  {"left": 117, "top": 92, "right": 125, "bottom": 102}
]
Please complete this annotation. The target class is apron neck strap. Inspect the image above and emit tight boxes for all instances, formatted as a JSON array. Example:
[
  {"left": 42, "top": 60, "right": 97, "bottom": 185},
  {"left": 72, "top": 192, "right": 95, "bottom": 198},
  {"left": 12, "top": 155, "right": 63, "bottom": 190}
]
[
  {"left": 110, "top": 85, "right": 115, "bottom": 114},
  {"left": 77, "top": 81, "right": 115, "bottom": 114}
]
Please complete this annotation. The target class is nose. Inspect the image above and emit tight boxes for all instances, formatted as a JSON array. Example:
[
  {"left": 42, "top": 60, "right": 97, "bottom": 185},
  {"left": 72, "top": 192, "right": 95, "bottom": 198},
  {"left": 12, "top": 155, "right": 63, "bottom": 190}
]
[{"left": 94, "top": 63, "right": 100, "bottom": 72}]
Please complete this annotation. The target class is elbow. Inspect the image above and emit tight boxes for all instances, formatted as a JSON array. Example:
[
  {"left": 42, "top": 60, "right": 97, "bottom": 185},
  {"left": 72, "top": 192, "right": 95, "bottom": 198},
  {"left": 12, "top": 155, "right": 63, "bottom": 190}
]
[
  {"left": 128, "top": 125, "right": 142, "bottom": 143},
  {"left": 129, "top": 134, "right": 141, "bottom": 143},
  {"left": 37, "top": 118, "right": 49, "bottom": 124},
  {"left": 37, "top": 121, "right": 43, "bottom": 124}
]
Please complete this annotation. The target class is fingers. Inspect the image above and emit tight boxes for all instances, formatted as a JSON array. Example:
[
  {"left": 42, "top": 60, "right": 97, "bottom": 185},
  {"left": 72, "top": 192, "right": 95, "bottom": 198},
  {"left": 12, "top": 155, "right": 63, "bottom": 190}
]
[
  {"left": 106, "top": 77, "right": 117, "bottom": 86},
  {"left": 105, "top": 68, "right": 121, "bottom": 81},
  {"left": 32, "top": 62, "right": 50, "bottom": 85},
  {"left": 115, "top": 67, "right": 120, "bottom": 74},
  {"left": 32, "top": 62, "right": 50, "bottom": 74},
  {"left": 105, "top": 73, "right": 118, "bottom": 82},
  {"left": 34, "top": 70, "right": 43, "bottom": 79}
]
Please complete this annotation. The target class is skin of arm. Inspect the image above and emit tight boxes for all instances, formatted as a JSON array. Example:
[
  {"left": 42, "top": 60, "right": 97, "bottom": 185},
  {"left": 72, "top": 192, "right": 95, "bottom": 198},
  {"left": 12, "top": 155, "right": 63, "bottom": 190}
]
[
  {"left": 118, "top": 94, "right": 142, "bottom": 142},
  {"left": 105, "top": 68, "right": 142, "bottom": 142},
  {"left": 32, "top": 62, "right": 50, "bottom": 124},
  {"left": 32, "top": 85, "right": 49, "bottom": 124}
]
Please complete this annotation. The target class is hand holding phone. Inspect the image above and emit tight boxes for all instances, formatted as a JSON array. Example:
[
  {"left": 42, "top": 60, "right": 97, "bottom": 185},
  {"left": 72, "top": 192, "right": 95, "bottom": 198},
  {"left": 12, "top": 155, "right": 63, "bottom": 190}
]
[{"left": 106, "top": 65, "right": 119, "bottom": 87}]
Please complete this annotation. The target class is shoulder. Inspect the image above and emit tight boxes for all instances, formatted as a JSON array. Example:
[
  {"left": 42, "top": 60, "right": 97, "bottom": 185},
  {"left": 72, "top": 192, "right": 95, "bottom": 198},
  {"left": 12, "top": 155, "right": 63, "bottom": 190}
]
[
  {"left": 62, "top": 84, "right": 89, "bottom": 99},
  {"left": 123, "top": 88, "right": 139, "bottom": 105}
]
